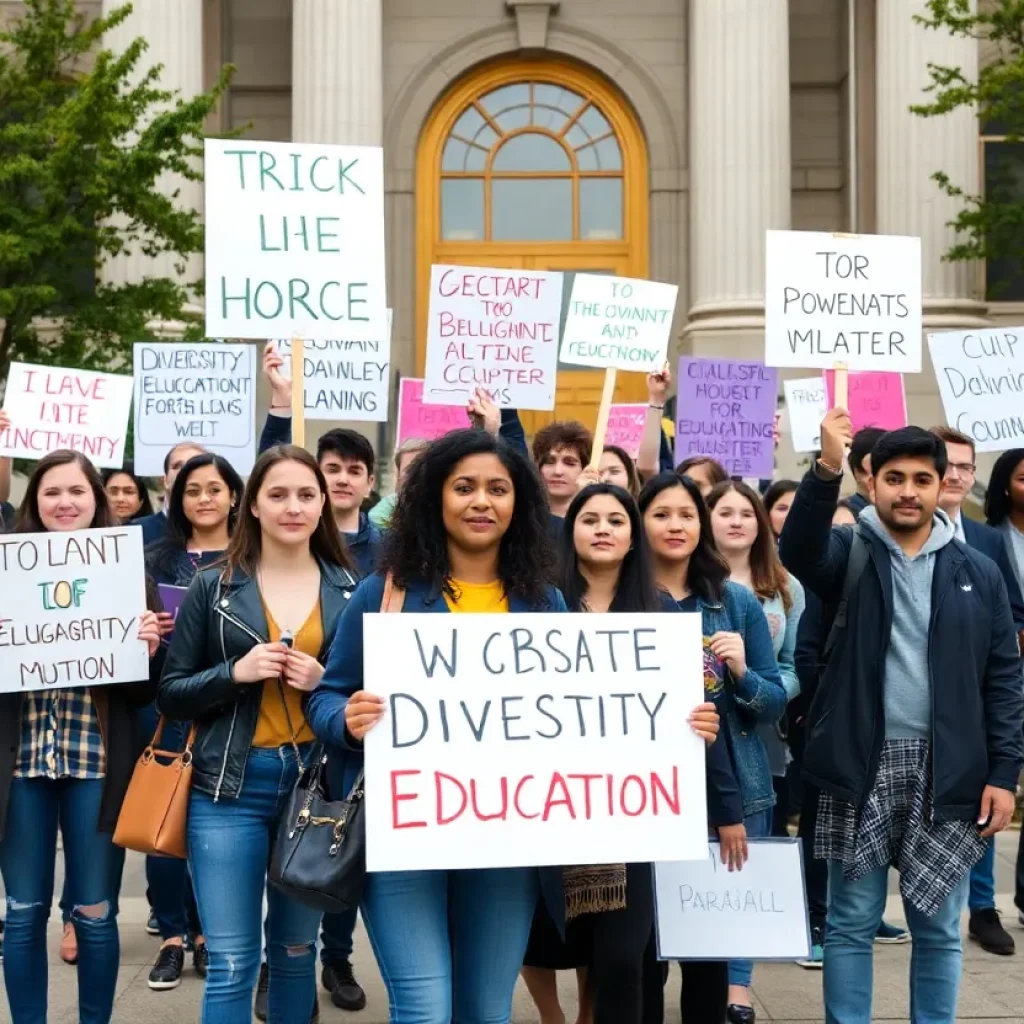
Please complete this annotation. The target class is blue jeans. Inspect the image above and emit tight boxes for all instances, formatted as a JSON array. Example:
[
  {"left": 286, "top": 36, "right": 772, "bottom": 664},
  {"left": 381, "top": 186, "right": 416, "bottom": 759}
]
[
  {"left": 0, "top": 777, "right": 125, "bottom": 1024},
  {"left": 189, "top": 745, "right": 322, "bottom": 1024},
  {"left": 362, "top": 867, "right": 538, "bottom": 1023},
  {"left": 728, "top": 808, "right": 773, "bottom": 988},
  {"left": 321, "top": 909, "right": 357, "bottom": 965},
  {"left": 968, "top": 838, "right": 995, "bottom": 912},
  {"left": 824, "top": 862, "right": 968, "bottom": 1024}
]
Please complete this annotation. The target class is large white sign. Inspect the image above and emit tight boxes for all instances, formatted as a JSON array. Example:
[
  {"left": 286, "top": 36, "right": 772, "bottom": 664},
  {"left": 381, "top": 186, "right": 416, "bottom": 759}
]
[
  {"left": 0, "top": 362, "right": 133, "bottom": 469},
  {"left": 765, "top": 230, "right": 922, "bottom": 373},
  {"left": 654, "top": 840, "right": 811, "bottom": 960},
  {"left": 133, "top": 343, "right": 257, "bottom": 476},
  {"left": 204, "top": 139, "right": 387, "bottom": 342},
  {"left": 0, "top": 527, "right": 150, "bottom": 693},
  {"left": 783, "top": 377, "right": 827, "bottom": 454},
  {"left": 560, "top": 275, "right": 677, "bottom": 373},
  {"left": 928, "top": 327, "right": 1024, "bottom": 453},
  {"left": 363, "top": 612, "right": 707, "bottom": 872}
]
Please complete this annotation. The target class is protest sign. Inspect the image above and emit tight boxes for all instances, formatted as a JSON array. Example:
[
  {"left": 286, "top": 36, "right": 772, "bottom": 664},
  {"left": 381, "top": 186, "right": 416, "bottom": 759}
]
[
  {"left": 675, "top": 358, "right": 778, "bottom": 478},
  {"left": 604, "top": 404, "right": 648, "bottom": 460},
  {"left": 423, "top": 265, "right": 561, "bottom": 410},
  {"left": 363, "top": 612, "right": 707, "bottom": 872},
  {"left": 204, "top": 139, "right": 387, "bottom": 342},
  {"left": 157, "top": 584, "right": 188, "bottom": 623},
  {"left": 0, "top": 527, "right": 149, "bottom": 693},
  {"left": 764, "top": 230, "right": 922, "bottom": 373},
  {"left": 0, "top": 362, "right": 133, "bottom": 469},
  {"left": 783, "top": 377, "right": 827, "bottom": 453},
  {"left": 654, "top": 840, "right": 810, "bottom": 960},
  {"left": 928, "top": 328, "right": 1024, "bottom": 452},
  {"left": 823, "top": 369, "right": 907, "bottom": 433},
  {"left": 560, "top": 275, "right": 677, "bottom": 373},
  {"left": 133, "top": 343, "right": 257, "bottom": 476},
  {"left": 396, "top": 378, "right": 471, "bottom": 446}
]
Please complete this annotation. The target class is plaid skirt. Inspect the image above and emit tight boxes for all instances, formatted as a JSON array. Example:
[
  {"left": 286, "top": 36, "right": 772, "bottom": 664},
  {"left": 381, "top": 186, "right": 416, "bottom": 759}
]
[{"left": 816, "top": 738, "right": 986, "bottom": 916}]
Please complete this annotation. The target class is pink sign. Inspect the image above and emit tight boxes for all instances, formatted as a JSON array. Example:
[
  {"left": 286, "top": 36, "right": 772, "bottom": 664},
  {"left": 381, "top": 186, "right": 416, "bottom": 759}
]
[
  {"left": 603, "top": 404, "right": 647, "bottom": 460},
  {"left": 823, "top": 370, "right": 908, "bottom": 433},
  {"left": 396, "top": 378, "right": 472, "bottom": 446}
]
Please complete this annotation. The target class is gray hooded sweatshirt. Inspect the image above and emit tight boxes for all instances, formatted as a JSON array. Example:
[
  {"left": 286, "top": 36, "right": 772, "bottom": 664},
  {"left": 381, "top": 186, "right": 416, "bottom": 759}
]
[{"left": 857, "top": 506, "right": 956, "bottom": 740}]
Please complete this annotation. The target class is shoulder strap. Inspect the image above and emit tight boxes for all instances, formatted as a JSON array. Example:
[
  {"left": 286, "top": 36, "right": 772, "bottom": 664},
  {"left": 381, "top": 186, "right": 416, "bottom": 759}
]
[
  {"left": 380, "top": 573, "right": 406, "bottom": 613},
  {"left": 823, "top": 526, "right": 869, "bottom": 659}
]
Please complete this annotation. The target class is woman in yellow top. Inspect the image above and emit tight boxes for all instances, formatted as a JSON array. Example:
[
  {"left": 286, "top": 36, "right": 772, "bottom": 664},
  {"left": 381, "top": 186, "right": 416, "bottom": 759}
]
[{"left": 159, "top": 445, "right": 359, "bottom": 1024}]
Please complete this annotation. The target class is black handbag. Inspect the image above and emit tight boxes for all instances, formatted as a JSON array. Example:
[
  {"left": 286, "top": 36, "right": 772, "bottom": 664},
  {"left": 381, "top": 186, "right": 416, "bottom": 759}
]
[{"left": 269, "top": 748, "right": 366, "bottom": 913}]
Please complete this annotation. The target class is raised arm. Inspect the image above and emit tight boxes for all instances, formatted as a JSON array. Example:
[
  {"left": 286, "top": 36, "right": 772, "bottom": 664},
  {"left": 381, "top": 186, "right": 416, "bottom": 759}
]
[
  {"left": 637, "top": 363, "right": 670, "bottom": 480},
  {"left": 258, "top": 341, "right": 294, "bottom": 454}
]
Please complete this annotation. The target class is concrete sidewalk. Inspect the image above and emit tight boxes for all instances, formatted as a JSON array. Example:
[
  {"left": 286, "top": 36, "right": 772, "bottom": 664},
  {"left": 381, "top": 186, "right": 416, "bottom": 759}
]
[{"left": 8, "top": 832, "right": 1024, "bottom": 1023}]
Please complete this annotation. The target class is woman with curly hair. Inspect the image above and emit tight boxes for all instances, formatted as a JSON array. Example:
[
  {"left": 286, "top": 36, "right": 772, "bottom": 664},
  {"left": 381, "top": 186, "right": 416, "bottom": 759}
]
[{"left": 307, "top": 428, "right": 567, "bottom": 1022}]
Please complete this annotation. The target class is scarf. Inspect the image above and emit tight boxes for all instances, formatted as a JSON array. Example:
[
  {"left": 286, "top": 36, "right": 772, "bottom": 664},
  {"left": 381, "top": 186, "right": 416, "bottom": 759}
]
[{"left": 563, "top": 863, "right": 627, "bottom": 921}]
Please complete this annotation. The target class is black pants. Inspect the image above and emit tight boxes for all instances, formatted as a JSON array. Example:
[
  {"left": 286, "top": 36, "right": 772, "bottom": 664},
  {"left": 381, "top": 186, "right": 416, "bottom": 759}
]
[
  {"left": 798, "top": 781, "right": 828, "bottom": 933},
  {"left": 680, "top": 960, "right": 728, "bottom": 1024}
]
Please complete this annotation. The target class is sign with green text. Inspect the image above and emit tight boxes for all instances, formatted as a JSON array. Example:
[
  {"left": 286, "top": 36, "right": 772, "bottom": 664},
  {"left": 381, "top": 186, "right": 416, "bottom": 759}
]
[{"left": 204, "top": 140, "right": 387, "bottom": 343}]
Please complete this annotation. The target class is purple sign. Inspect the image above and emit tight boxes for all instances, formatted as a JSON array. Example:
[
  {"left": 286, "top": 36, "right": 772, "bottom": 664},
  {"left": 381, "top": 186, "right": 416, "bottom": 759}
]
[
  {"left": 675, "top": 357, "right": 778, "bottom": 478},
  {"left": 157, "top": 584, "right": 188, "bottom": 623}
]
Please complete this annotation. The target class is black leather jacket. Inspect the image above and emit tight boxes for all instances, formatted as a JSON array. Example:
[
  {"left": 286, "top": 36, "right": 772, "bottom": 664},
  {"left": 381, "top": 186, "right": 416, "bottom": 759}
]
[{"left": 157, "top": 561, "right": 358, "bottom": 801}]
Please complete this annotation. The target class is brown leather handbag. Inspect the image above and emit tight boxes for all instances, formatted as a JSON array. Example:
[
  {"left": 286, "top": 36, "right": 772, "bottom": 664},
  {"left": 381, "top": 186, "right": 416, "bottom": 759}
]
[{"left": 114, "top": 718, "right": 196, "bottom": 859}]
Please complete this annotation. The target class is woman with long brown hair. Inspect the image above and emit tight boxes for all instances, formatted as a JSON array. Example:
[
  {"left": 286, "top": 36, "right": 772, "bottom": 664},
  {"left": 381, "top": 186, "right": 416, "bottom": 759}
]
[{"left": 158, "top": 445, "right": 359, "bottom": 1024}]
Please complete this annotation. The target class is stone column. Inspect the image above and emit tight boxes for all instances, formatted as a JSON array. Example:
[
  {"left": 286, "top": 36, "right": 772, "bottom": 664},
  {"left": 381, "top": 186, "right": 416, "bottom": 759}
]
[
  {"left": 100, "top": 0, "right": 204, "bottom": 293},
  {"left": 292, "top": 0, "right": 383, "bottom": 146},
  {"left": 685, "top": 0, "right": 791, "bottom": 360}
]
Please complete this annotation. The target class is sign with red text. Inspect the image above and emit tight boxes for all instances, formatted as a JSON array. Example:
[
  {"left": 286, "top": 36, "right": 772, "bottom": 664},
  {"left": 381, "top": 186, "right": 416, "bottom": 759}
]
[
  {"left": 423, "top": 265, "right": 562, "bottom": 410},
  {"left": 560, "top": 275, "right": 677, "bottom": 373},
  {"left": 764, "top": 230, "right": 922, "bottom": 373},
  {"left": 396, "top": 378, "right": 472, "bottom": 446},
  {"left": 604, "top": 404, "right": 648, "bottom": 459},
  {"left": 823, "top": 369, "right": 907, "bottom": 433},
  {"left": 0, "top": 362, "right": 134, "bottom": 468},
  {"left": 363, "top": 612, "right": 707, "bottom": 872},
  {"left": 204, "top": 139, "right": 387, "bottom": 343},
  {"left": 0, "top": 527, "right": 149, "bottom": 693}
]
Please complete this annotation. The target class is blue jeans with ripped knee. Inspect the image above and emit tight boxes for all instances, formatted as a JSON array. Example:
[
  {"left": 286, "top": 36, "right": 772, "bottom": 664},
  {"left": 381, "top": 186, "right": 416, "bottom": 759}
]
[
  {"left": 189, "top": 744, "right": 322, "bottom": 1024},
  {"left": 0, "top": 776, "right": 124, "bottom": 1024}
]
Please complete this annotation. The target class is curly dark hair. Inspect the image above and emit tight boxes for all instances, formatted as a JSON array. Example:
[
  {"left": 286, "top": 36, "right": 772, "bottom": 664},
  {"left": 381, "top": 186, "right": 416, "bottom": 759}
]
[
  {"left": 381, "top": 429, "right": 556, "bottom": 605},
  {"left": 985, "top": 448, "right": 1024, "bottom": 527}
]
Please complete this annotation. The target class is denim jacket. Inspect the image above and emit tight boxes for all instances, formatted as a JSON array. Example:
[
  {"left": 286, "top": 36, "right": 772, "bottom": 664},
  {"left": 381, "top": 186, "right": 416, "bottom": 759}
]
[{"left": 686, "top": 581, "right": 787, "bottom": 818}]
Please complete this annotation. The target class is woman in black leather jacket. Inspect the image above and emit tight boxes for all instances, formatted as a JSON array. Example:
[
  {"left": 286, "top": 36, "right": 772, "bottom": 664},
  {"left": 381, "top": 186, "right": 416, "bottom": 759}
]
[{"left": 158, "top": 444, "right": 357, "bottom": 1024}]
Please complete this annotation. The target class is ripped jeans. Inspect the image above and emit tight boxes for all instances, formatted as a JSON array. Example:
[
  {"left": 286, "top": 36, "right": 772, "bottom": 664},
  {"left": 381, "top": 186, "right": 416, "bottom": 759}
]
[
  {"left": 188, "top": 744, "right": 322, "bottom": 1024},
  {"left": 0, "top": 777, "right": 124, "bottom": 1024}
]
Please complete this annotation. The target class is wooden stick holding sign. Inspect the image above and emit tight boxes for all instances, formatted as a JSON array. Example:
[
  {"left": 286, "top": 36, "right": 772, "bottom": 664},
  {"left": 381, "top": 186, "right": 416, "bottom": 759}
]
[
  {"left": 290, "top": 335, "right": 305, "bottom": 449},
  {"left": 833, "top": 361, "right": 849, "bottom": 410},
  {"left": 589, "top": 368, "right": 618, "bottom": 469}
]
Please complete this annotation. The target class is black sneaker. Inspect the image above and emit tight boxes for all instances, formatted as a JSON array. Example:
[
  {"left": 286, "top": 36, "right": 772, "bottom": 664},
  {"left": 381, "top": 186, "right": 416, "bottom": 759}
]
[
  {"left": 322, "top": 958, "right": 367, "bottom": 1012},
  {"left": 192, "top": 941, "right": 209, "bottom": 979},
  {"left": 254, "top": 962, "right": 269, "bottom": 1021},
  {"left": 969, "top": 908, "right": 1016, "bottom": 955},
  {"left": 145, "top": 910, "right": 160, "bottom": 937},
  {"left": 148, "top": 944, "right": 185, "bottom": 990}
]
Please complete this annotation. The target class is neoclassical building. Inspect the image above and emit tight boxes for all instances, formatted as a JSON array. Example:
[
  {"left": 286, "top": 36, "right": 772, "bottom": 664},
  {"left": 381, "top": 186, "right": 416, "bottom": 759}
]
[{"left": 8, "top": 0, "right": 1016, "bottom": 471}]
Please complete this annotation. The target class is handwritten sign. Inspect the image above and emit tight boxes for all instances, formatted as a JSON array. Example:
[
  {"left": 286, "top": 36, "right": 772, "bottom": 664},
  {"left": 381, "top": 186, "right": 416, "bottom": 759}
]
[
  {"left": 783, "top": 377, "right": 827, "bottom": 454},
  {"left": 765, "top": 230, "right": 922, "bottom": 373},
  {"left": 675, "top": 358, "right": 777, "bottom": 478},
  {"left": 423, "top": 265, "right": 561, "bottom": 410},
  {"left": 823, "top": 369, "right": 907, "bottom": 434},
  {"left": 928, "top": 328, "right": 1024, "bottom": 453},
  {"left": 133, "top": 343, "right": 256, "bottom": 476},
  {"left": 204, "top": 139, "right": 387, "bottom": 342},
  {"left": 396, "top": 378, "right": 471, "bottom": 446},
  {"left": 560, "top": 275, "right": 677, "bottom": 373},
  {"left": 604, "top": 404, "right": 648, "bottom": 460},
  {"left": 0, "top": 362, "right": 133, "bottom": 469},
  {"left": 363, "top": 612, "right": 706, "bottom": 872},
  {"left": 654, "top": 840, "right": 810, "bottom": 960},
  {"left": 0, "top": 527, "right": 149, "bottom": 693}
]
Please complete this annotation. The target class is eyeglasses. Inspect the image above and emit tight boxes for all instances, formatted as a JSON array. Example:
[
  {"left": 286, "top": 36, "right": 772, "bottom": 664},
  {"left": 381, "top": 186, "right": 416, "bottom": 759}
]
[{"left": 947, "top": 462, "right": 976, "bottom": 477}]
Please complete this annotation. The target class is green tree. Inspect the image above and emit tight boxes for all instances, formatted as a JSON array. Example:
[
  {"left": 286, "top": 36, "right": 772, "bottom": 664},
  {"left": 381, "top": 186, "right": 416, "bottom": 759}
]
[
  {"left": 0, "top": 0, "right": 232, "bottom": 381},
  {"left": 912, "top": 0, "right": 1024, "bottom": 288}
]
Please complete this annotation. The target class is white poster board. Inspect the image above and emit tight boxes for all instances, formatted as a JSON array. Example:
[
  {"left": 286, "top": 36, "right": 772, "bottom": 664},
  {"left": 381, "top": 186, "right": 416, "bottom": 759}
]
[
  {"left": 654, "top": 840, "right": 811, "bottom": 960},
  {"left": 204, "top": 139, "right": 387, "bottom": 342},
  {"left": 560, "top": 275, "right": 677, "bottom": 373},
  {"left": 133, "top": 343, "right": 257, "bottom": 476},
  {"left": 0, "top": 362, "right": 133, "bottom": 469},
  {"left": 363, "top": 612, "right": 707, "bottom": 872},
  {"left": 0, "top": 527, "right": 149, "bottom": 693},
  {"left": 783, "top": 377, "right": 828, "bottom": 453},
  {"left": 765, "top": 230, "right": 922, "bottom": 373},
  {"left": 928, "top": 328, "right": 1024, "bottom": 453},
  {"left": 423, "top": 265, "right": 561, "bottom": 410}
]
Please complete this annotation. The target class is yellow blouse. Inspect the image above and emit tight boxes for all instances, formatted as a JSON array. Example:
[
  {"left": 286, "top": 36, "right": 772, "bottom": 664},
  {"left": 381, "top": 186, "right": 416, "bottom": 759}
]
[
  {"left": 252, "top": 600, "right": 319, "bottom": 748},
  {"left": 443, "top": 579, "right": 509, "bottom": 614}
]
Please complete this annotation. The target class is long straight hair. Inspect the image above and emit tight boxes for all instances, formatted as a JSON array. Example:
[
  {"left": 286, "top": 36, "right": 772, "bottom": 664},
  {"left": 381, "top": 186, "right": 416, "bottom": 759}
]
[
  {"left": 559, "top": 483, "right": 660, "bottom": 613},
  {"left": 16, "top": 450, "right": 117, "bottom": 533},
  {"left": 223, "top": 445, "right": 354, "bottom": 577},
  {"left": 707, "top": 480, "right": 792, "bottom": 613}
]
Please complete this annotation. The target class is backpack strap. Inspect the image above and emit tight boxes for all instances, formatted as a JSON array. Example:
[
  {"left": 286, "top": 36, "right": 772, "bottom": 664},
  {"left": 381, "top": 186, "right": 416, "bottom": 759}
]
[{"left": 823, "top": 526, "right": 869, "bottom": 659}]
